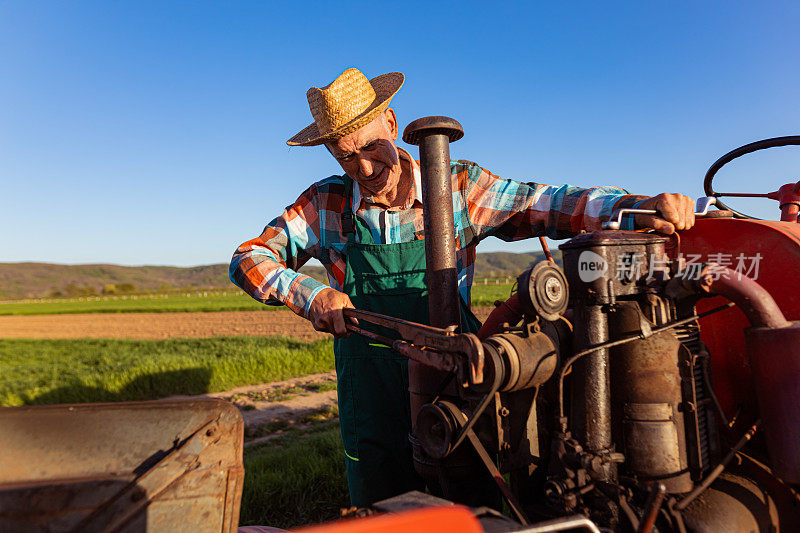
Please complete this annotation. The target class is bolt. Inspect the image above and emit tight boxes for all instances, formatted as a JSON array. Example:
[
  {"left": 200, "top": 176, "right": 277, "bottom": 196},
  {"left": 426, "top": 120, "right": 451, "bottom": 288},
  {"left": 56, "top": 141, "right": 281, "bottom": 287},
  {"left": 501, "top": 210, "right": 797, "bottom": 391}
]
[
  {"left": 545, "top": 277, "right": 562, "bottom": 302},
  {"left": 582, "top": 455, "right": 603, "bottom": 473}
]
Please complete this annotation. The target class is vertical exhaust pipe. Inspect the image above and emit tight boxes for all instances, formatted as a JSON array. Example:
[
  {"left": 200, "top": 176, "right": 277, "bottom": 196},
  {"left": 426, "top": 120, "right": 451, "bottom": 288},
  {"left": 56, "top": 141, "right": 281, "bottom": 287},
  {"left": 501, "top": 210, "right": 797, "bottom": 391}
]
[{"left": 403, "top": 116, "right": 463, "bottom": 330}]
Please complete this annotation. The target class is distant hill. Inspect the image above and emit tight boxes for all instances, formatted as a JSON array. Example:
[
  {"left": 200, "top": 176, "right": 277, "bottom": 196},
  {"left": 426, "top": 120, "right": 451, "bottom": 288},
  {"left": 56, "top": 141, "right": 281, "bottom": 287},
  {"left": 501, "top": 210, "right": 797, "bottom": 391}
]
[
  {"left": 0, "top": 263, "right": 231, "bottom": 300},
  {"left": 474, "top": 250, "right": 562, "bottom": 279},
  {"left": 0, "top": 251, "right": 561, "bottom": 300}
]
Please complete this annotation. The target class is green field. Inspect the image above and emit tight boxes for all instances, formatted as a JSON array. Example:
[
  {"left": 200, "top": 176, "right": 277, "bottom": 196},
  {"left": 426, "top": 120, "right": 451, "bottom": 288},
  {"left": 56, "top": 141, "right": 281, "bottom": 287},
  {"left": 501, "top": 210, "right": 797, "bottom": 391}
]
[
  {"left": 241, "top": 422, "right": 348, "bottom": 529},
  {"left": 471, "top": 281, "right": 517, "bottom": 306},
  {"left": 0, "top": 283, "right": 517, "bottom": 315},
  {"left": 0, "top": 336, "right": 334, "bottom": 406},
  {"left": 0, "top": 291, "right": 270, "bottom": 315}
]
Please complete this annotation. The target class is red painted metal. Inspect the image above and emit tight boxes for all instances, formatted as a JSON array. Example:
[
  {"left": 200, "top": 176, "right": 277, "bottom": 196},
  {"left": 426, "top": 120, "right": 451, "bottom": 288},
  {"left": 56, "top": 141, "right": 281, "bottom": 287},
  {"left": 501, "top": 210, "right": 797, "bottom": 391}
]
[
  {"left": 476, "top": 293, "right": 523, "bottom": 340},
  {"left": 767, "top": 181, "right": 800, "bottom": 222},
  {"left": 779, "top": 202, "right": 800, "bottom": 223},
  {"left": 696, "top": 264, "right": 789, "bottom": 329},
  {"left": 746, "top": 324, "right": 800, "bottom": 483},
  {"left": 539, "top": 236, "right": 555, "bottom": 263},
  {"left": 678, "top": 218, "right": 800, "bottom": 419},
  {"left": 292, "top": 506, "right": 482, "bottom": 533}
]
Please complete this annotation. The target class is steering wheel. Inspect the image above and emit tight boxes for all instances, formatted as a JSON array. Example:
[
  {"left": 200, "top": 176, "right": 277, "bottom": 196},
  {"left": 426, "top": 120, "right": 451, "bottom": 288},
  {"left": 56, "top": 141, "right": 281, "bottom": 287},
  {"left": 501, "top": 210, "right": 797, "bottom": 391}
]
[{"left": 704, "top": 135, "right": 800, "bottom": 220}]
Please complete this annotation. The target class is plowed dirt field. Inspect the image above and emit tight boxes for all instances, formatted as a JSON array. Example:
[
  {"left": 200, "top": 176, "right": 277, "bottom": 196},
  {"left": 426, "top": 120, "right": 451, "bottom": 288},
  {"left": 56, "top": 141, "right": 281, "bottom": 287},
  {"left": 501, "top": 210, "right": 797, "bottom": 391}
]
[{"left": 0, "top": 308, "right": 494, "bottom": 339}]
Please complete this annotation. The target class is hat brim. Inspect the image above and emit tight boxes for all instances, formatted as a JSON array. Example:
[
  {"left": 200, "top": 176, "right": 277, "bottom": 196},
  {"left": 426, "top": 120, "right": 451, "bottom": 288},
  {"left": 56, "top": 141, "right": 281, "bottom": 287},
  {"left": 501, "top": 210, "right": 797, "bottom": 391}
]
[{"left": 286, "top": 72, "right": 405, "bottom": 147}]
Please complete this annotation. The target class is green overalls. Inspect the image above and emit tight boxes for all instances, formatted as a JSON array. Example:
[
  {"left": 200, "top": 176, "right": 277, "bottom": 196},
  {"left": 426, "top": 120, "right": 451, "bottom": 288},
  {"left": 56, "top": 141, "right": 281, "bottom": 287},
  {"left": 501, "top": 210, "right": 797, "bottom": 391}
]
[{"left": 334, "top": 175, "right": 481, "bottom": 507}]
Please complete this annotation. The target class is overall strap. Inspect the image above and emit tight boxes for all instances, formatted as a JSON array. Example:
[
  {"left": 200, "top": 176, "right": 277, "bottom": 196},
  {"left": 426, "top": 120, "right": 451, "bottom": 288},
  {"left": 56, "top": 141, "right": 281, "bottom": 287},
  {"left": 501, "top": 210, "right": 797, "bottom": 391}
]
[{"left": 341, "top": 174, "right": 358, "bottom": 246}]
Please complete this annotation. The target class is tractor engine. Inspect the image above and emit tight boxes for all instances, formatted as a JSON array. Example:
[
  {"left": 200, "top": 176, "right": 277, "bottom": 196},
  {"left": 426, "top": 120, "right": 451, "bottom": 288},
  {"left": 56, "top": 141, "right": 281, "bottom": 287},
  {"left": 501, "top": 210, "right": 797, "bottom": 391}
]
[{"left": 405, "top": 227, "right": 800, "bottom": 531}]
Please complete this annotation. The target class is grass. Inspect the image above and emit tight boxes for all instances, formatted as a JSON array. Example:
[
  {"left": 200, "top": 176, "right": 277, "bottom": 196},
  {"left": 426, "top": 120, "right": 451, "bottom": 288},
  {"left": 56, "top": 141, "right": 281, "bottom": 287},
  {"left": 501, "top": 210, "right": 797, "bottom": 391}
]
[
  {"left": 0, "top": 283, "right": 516, "bottom": 316},
  {"left": 300, "top": 404, "right": 339, "bottom": 423},
  {"left": 0, "top": 336, "right": 334, "bottom": 406},
  {"left": 240, "top": 422, "right": 349, "bottom": 529},
  {"left": 470, "top": 282, "right": 517, "bottom": 307},
  {"left": 0, "top": 281, "right": 517, "bottom": 529},
  {"left": 0, "top": 291, "right": 272, "bottom": 315},
  {"left": 305, "top": 381, "right": 338, "bottom": 393}
]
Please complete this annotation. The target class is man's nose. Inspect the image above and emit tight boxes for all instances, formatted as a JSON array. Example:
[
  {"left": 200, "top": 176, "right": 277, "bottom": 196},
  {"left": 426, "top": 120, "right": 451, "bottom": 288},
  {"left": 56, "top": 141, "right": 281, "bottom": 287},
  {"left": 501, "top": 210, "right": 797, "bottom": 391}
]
[{"left": 357, "top": 155, "right": 372, "bottom": 177}]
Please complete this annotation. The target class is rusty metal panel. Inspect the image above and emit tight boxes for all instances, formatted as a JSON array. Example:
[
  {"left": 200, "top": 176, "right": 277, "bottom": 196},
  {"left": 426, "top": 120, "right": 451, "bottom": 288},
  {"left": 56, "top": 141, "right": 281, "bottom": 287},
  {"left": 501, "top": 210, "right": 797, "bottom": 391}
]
[{"left": 0, "top": 399, "right": 244, "bottom": 533}]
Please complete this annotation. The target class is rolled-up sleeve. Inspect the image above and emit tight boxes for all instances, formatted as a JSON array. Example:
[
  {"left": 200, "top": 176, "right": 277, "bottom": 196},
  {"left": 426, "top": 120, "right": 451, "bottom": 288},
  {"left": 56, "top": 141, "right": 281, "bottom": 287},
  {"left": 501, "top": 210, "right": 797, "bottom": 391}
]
[{"left": 229, "top": 184, "right": 329, "bottom": 317}]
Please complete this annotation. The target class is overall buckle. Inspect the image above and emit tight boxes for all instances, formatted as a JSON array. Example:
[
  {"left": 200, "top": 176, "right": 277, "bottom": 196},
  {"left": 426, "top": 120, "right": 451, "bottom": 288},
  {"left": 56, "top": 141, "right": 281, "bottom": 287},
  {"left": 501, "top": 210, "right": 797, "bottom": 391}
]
[{"left": 341, "top": 212, "right": 355, "bottom": 234}]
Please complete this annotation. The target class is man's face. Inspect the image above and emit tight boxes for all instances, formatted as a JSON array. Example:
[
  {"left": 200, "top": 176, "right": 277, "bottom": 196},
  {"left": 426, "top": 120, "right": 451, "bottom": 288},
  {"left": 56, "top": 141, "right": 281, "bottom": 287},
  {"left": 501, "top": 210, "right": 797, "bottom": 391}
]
[{"left": 326, "top": 109, "right": 402, "bottom": 198}]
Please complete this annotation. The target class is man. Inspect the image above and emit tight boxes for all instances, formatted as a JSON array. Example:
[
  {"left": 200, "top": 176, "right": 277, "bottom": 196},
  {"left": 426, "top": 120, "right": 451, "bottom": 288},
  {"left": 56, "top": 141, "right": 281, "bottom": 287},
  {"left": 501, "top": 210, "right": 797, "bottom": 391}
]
[{"left": 230, "top": 68, "right": 695, "bottom": 508}]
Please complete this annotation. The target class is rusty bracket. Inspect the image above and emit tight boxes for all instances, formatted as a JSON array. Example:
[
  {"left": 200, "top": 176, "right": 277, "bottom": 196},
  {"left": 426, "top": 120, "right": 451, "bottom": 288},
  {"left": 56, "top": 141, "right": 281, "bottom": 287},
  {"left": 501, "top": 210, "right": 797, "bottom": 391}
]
[{"left": 344, "top": 308, "right": 485, "bottom": 385}]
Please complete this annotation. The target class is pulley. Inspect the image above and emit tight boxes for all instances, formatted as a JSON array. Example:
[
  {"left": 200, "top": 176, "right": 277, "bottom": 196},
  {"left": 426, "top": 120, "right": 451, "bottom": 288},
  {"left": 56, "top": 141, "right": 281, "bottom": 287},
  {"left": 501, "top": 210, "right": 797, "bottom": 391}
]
[
  {"left": 415, "top": 402, "right": 457, "bottom": 460},
  {"left": 517, "top": 261, "right": 569, "bottom": 321}
]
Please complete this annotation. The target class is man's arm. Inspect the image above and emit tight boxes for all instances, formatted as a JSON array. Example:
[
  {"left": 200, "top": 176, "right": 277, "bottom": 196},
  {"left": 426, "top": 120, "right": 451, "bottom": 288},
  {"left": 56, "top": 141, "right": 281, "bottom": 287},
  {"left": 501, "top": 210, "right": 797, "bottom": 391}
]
[
  {"left": 230, "top": 181, "right": 345, "bottom": 321},
  {"left": 457, "top": 162, "right": 693, "bottom": 240}
]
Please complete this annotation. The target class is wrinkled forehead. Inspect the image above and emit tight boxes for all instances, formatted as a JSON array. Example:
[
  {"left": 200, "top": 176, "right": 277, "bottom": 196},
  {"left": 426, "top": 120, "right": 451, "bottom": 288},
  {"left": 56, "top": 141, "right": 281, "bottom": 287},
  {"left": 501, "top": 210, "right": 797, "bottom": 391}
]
[{"left": 325, "top": 114, "right": 390, "bottom": 156}]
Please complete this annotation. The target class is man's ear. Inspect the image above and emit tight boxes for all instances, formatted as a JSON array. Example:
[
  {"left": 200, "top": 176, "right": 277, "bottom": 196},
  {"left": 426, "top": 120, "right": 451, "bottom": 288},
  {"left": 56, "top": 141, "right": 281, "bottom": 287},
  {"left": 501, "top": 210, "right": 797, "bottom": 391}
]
[{"left": 384, "top": 108, "right": 398, "bottom": 140}]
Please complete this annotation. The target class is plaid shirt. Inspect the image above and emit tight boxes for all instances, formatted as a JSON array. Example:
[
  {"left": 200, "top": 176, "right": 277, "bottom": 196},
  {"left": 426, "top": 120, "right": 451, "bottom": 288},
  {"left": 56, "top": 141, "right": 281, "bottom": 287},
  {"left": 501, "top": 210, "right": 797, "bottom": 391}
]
[{"left": 230, "top": 148, "right": 647, "bottom": 317}]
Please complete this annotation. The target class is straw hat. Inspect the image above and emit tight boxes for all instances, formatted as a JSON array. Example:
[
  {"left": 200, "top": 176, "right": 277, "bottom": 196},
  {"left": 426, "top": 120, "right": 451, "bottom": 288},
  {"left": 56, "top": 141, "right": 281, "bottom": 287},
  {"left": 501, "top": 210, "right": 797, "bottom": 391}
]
[{"left": 287, "top": 68, "right": 405, "bottom": 147}]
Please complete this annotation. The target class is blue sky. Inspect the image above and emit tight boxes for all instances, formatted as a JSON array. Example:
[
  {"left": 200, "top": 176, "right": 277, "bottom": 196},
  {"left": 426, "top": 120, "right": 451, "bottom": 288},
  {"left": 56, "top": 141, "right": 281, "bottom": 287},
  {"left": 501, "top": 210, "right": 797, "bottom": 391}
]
[{"left": 2, "top": 1, "right": 799, "bottom": 266}]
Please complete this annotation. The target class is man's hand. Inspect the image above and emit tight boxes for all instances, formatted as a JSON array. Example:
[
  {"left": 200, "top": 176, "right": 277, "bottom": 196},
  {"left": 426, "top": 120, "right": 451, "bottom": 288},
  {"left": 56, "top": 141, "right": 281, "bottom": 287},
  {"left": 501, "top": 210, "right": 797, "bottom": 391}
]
[
  {"left": 308, "top": 287, "right": 356, "bottom": 338},
  {"left": 634, "top": 193, "right": 696, "bottom": 234}
]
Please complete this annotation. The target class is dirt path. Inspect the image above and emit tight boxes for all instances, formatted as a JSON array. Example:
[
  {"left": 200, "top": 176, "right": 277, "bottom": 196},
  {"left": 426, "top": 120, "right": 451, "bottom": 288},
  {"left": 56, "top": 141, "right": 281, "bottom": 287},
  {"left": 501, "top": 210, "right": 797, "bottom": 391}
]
[
  {"left": 0, "top": 308, "right": 494, "bottom": 340},
  {"left": 203, "top": 371, "right": 338, "bottom": 428},
  {"left": 0, "top": 310, "right": 329, "bottom": 340},
  {"left": 170, "top": 371, "right": 340, "bottom": 447}
]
